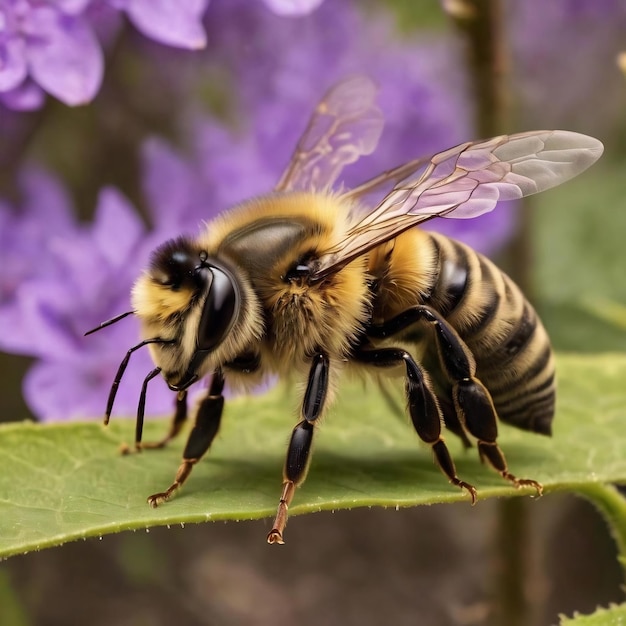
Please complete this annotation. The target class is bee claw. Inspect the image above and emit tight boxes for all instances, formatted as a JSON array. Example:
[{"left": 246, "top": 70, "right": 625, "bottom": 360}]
[
  {"left": 267, "top": 529, "right": 285, "bottom": 545},
  {"left": 147, "top": 493, "right": 167, "bottom": 508}
]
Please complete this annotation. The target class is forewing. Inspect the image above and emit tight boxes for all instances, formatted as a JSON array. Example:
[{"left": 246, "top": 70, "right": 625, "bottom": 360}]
[
  {"left": 275, "top": 76, "right": 385, "bottom": 193},
  {"left": 313, "top": 130, "right": 603, "bottom": 278}
]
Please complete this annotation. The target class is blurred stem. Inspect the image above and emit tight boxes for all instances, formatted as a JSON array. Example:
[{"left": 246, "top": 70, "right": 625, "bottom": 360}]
[
  {"left": 575, "top": 484, "right": 626, "bottom": 578},
  {"left": 491, "top": 497, "right": 528, "bottom": 626},
  {"left": 0, "top": 107, "right": 49, "bottom": 195},
  {"left": 447, "top": 0, "right": 532, "bottom": 294},
  {"left": 448, "top": 2, "right": 533, "bottom": 625},
  {"left": 0, "top": 569, "right": 30, "bottom": 626},
  {"left": 447, "top": 0, "right": 510, "bottom": 136}
]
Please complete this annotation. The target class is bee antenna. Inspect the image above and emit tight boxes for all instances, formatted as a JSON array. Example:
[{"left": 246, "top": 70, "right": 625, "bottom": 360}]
[
  {"left": 85, "top": 311, "right": 135, "bottom": 336},
  {"left": 135, "top": 367, "right": 162, "bottom": 449},
  {"left": 105, "top": 338, "right": 174, "bottom": 426}
]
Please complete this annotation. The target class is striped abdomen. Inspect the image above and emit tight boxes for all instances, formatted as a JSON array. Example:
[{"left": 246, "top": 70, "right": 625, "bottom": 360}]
[{"left": 423, "top": 232, "right": 555, "bottom": 436}]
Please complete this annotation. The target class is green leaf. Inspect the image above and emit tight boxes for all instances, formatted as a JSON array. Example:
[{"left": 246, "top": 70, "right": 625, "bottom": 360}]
[
  {"left": 559, "top": 603, "right": 626, "bottom": 625},
  {"left": 540, "top": 301, "right": 626, "bottom": 353},
  {"left": 1, "top": 353, "right": 626, "bottom": 559}
]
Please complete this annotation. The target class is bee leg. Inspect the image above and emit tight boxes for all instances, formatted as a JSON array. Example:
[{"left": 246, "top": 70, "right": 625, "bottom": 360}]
[
  {"left": 454, "top": 381, "right": 543, "bottom": 496},
  {"left": 409, "top": 306, "right": 543, "bottom": 496},
  {"left": 147, "top": 371, "right": 225, "bottom": 507},
  {"left": 438, "top": 396, "right": 473, "bottom": 449},
  {"left": 124, "top": 390, "right": 188, "bottom": 454},
  {"left": 267, "top": 353, "right": 329, "bottom": 545},
  {"left": 355, "top": 348, "right": 477, "bottom": 503}
]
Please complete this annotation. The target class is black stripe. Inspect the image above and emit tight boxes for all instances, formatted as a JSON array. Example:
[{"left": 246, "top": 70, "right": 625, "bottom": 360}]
[
  {"left": 501, "top": 302, "right": 537, "bottom": 360},
  {"left": 527, "top": 371, "right": 556, "bottom": 396},
  {"left": 497, "top": 380, "right": 556, "bottom": 416},
  {"left": 425, "top": 239, "right": 470, "bottom": 317},
  {"left": 487, "top": 343, "right": 553, "bottom": 397},
  {"left": 523, "top": 342, "right": 553, "bottom": 384},
  {"left": 463, "top": 258, "right": 501, "bottom": 339},
  {"left": 498, "top": 393, "right": 555, "bottom": 421}
]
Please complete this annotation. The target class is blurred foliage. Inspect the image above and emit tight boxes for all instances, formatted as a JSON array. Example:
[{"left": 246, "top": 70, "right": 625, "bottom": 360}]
[
  {"left": 560, "top": 603, "right": 626, "bottom": 625},
  {"left": 375, "top": 0, "right": 447, "bottom": 32},
  {"left": 532, "top": 157, "right": 626, "bottom": 357},
  {"left": 534, "top": 160, "right": 626, "bottom": 307}
]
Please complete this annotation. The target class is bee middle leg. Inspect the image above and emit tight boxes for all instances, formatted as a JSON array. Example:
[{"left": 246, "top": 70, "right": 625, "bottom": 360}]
[
  {"left": 355, "top": 347, "right": 477, "bottom": 503},
  {"left": 267, "top": 353, "right": 329, "bottom": 545},
  {"left": 369, "top": 305, "right": 542, "bottom": 495},
  {"left": 147, "top": 371, "right": 225, "bottom": 507}
]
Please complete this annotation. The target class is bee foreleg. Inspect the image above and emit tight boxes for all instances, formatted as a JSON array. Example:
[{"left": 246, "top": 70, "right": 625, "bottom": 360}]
[
  {"left": 355, "top": 347, "right": 477, "bottom": 503},
  {"left": 267, "top": 353, "right": 329, "bottom": 545},
  {"left": 147, "top": 371, "right": 225, "bottom": 507},
  {"left": 135, "top": 390, "right": 188, "bottom": 451}
]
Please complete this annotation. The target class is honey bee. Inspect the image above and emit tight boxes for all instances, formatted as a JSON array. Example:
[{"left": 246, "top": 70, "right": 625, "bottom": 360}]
[{"left": 87, "top": 76, "right": 603, "bottom": 544}]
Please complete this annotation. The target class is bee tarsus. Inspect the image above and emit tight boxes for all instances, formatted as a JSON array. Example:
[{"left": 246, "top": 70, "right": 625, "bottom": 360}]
[{"left": 267, "top": 481, "right": 297, "bottom": 545}]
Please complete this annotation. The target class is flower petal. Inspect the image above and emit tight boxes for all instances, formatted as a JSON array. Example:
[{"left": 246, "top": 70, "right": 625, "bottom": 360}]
[
  {"left": 141, "top": 137, "right": 204, "bottom": 231},
  {"left": 122, "top": 0, "right": 209, "bottom": 49},
  {"left": 56, "top": 0, "right": 94, "bottom": 15},
  {"left": 0, "top": 79, "right": 45, "bottom": 110},
  {"left": 0, "top": 37, "right": 28, "bottom": 91},
  {"left": 26, "top": 8, "right": 103, "bottom": 105},
  {"left": 91, "top": 187, "right": 145, "bottom": 267},
  {"left": 262, "top": 0, "right": 325, "bottom": 16}
]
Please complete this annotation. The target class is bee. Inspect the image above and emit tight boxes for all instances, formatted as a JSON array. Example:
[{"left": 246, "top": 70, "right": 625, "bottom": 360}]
[{"left": 87, "top": 76, "right": 603, "bottom": 544}]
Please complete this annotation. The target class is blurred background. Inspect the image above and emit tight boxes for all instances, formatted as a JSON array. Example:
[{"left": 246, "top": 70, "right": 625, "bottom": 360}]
[{"left": 1, "top": 0, "right": 625, "bottom": 624}]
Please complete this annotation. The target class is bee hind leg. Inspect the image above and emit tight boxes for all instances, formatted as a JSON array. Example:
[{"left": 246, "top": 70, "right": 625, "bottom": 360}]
[
  {"left": 418, "top": 306, "right": 543, "bottom": 496},
  {"left": 438, "top": 396, "right": 472, "bottom": 449},
  {"left": 368, "top": 305, "right": 542, "bottom": 496},
  {"left": 147, "top": 371, "right": 225, "bottom": 507},
  {"left": 455, "top": 379, "right": 543, "bottom": 496},
  {"left": 355, "top": 347, "right": 477, "bottom": 503}
]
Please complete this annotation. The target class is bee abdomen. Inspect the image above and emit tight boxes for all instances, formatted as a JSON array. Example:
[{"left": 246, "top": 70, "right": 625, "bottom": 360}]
[{"left": 426, "top": 234, "right": 555, "bottom": 435}]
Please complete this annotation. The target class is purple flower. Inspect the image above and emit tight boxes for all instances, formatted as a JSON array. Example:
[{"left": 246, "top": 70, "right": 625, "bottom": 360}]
[
  {"left": 0, "top": 0, "right": 210, "bottom": 109},
  {"left": 0, "top": 1, "right": 103, "bottom": 107},
  {"left": 0, "top": 166, "right": 75, "bottom": 346},
  {"left": 20, "top": 188, "right": 177, "bottom": 421},
  {"left": 0, "top": 171, "right": 179, "bottom": 420}
]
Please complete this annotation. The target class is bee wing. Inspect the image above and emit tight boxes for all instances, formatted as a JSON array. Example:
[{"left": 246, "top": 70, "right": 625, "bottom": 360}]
[
  {"left": 275, "top": 76, "right": 385, "bottom": 193},
  {"left": 313, "top": 130, "right": 604, "bottom": 278}
]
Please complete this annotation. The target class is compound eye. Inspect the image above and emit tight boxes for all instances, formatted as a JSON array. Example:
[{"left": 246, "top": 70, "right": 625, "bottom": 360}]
[
  {"left": 196, "top": 266, "right": 239, "bottom": 352},
  {"left": 150, "top": 237, "right": 200, "bottom": 291},
  {"left": 164, "top": 250, "right": 196, "bottom": 290}
]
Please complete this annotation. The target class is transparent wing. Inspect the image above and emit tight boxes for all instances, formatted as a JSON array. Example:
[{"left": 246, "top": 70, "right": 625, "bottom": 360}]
[
  {"left": 313, "top": 130, "right": 604, "bottom": 278},
  {"left": 275, "top": 76, "right": 385, "bottom": 193}
]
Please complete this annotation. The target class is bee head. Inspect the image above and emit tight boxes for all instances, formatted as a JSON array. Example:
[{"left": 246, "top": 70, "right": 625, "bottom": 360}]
[{"left": 132, "top": 236, "right": 245, "bottom": 391}]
